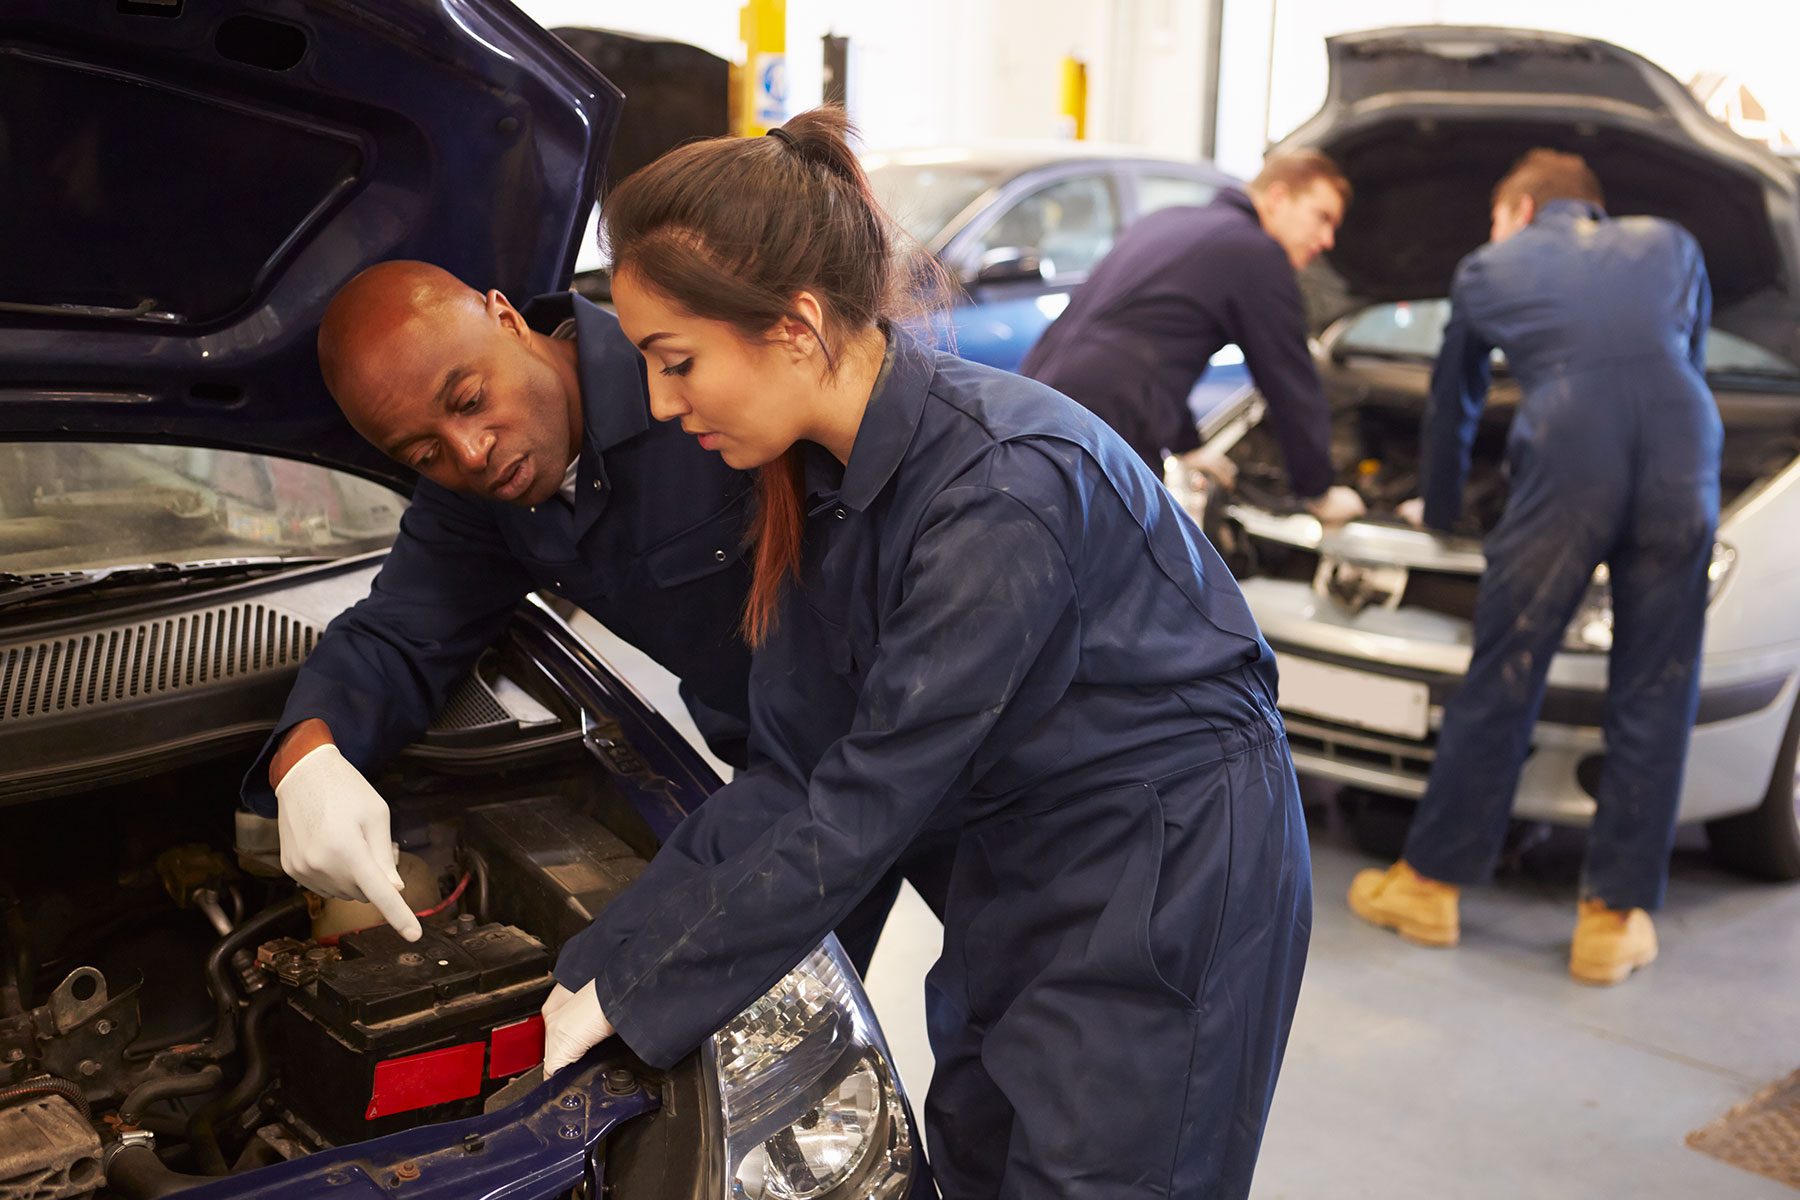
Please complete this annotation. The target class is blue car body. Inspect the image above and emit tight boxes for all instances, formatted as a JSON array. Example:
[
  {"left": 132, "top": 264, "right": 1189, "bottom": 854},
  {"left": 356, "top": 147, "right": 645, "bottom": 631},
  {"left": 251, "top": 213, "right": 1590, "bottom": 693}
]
[{"left": 0, "top": 1, "right": 928, "bottom": 1195}]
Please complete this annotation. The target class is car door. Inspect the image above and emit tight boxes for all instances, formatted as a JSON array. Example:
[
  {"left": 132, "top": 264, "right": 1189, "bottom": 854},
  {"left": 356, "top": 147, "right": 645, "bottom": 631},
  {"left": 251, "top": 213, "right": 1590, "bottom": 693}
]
[{"left": 950, "top": 169, "right": 1124, "bottom": 372}]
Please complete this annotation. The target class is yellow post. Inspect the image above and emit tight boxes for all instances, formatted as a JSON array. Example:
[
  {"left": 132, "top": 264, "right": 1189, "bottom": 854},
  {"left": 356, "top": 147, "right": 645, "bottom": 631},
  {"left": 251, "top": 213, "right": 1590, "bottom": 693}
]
[
  {"left": 1059, "top": 55, "right": 1088, "bottom": 140},
  {"left": 736, "top": 0, "right": 788, "bottom": 137}
]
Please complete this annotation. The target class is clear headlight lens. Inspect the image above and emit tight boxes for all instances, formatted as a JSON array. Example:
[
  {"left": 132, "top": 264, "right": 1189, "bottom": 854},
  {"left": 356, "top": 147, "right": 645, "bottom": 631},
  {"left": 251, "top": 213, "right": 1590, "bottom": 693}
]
[
  {"left": 1560, "top": 542, "right": 1735, "bottom": 653},
  {"left": 712, "top": 941, "right": 913, "bottom": 1200}
]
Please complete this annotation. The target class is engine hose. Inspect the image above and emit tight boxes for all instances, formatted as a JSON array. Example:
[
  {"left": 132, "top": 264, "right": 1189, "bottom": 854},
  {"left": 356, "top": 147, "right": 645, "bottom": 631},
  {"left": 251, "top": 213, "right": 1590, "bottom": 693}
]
[
  {"left": 117, "top": 1064, "right": 223, "bottom": 1127},
  {"left": 202, "top": 895, "right": 307, "bottom": 1058},
  {"left": 186, "top": 989, "right": 282, "bottom": 1175},
  {"left": 105, "top": 1143, "right": 215, "bottom": 1199},
  {"left": 0, "top": 1075, "right": 91, "bottom": 1121}
]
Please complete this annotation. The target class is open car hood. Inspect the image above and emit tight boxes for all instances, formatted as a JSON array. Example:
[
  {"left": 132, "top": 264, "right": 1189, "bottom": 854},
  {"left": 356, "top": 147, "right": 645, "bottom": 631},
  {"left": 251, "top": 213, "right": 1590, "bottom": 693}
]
[
  {"left": 0, "top": 0, "right": 621, "bottom": 491},
  {"left": 1278, "top": 26, "right": 1800, "bottom": 364}
]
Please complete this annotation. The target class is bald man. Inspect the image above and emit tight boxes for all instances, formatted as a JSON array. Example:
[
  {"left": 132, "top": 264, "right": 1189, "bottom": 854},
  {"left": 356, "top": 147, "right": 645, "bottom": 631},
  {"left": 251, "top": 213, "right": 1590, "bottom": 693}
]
[{"left": 241, "top": 263, "right": 756, "bottom": 937}]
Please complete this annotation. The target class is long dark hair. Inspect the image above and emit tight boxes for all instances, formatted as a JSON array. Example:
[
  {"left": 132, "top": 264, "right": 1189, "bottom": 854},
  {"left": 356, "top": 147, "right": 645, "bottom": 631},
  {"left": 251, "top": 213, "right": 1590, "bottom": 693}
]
[{"left": 604, "top": 105, "right": 944, "bottom": 646}]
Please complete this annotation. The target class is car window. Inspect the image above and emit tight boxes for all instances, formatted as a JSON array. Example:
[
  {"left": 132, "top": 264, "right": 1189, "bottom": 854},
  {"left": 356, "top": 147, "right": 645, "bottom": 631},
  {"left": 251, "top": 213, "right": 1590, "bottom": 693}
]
[
  {"left": 975, "top": 175, "right": 1120, "bottom": 279},
  {"left": 0, "top": 444, "right": 405, "bottom": 574},
  {"left": 865, "top": 163, "right": 1009, "bottom": 247},
  {"left": 1333, "top": 299, "right": 1800, "bottom": 384},
  {"left": 1137, "top": 174, "right": 1219, "bottom": 217}
]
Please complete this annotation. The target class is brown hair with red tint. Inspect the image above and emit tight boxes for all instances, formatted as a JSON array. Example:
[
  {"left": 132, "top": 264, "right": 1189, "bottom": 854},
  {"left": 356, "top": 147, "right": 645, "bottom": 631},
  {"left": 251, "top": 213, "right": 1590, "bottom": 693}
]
[{"left": 603, "top": 105, "right": 945, "bottom": 645}]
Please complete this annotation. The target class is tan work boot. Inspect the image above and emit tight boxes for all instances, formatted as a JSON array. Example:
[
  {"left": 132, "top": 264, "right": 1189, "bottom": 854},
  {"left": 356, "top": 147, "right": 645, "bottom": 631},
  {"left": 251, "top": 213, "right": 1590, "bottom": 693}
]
[
  {"left": 1347, "top": 861, "right": 1460, "bottom": 947},
  {"left": 1569, "top": 899, "right": 1657, "bottom": 985}
]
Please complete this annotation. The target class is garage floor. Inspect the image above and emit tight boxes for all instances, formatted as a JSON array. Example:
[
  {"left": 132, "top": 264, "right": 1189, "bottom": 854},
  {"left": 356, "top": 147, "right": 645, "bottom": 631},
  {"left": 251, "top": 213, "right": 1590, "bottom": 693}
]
[{"left": 573, "top": 615, "right": 1800, "bottom": 1197}]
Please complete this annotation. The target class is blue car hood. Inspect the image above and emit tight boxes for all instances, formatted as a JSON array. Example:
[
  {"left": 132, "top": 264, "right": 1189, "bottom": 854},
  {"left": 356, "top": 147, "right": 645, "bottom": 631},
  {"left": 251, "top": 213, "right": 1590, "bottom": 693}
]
[{"left": 0, "top": 0, "right": 621, "bottom": 491}]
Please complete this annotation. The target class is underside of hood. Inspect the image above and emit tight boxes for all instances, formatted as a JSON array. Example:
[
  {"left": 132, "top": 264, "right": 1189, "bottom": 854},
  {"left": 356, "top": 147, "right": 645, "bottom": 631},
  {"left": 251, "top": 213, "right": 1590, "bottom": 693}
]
[
  {"left": 1278, "top": 26, "right": 1800, "bottom": 362},
  {"left": 0, "top": 0, "right": 621, "bottom": 490}
]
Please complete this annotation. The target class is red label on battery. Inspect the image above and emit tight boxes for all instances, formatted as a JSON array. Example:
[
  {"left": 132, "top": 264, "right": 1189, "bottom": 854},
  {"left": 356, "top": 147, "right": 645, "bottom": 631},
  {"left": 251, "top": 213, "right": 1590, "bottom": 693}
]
[
  {"left": 489, "top": 1014, "right": 546, "bottom": 1079},
  {"left": 366, "top": 1042, "right": 486, "bottom": 1120}
]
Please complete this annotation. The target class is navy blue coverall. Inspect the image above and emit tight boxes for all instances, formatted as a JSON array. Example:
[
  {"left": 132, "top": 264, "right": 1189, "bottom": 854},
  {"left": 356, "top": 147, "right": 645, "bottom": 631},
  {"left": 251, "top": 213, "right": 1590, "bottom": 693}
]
[
  {"left": 555, "top": 329, "right": 1313, "bottom": 1198},
  {"left": 239, "top": 293, "right": 755, "bottom": 802},
  {"left": 1021, "top": 188, "right": 1335, "bottom": 496},
  {"left": 1405, "top": 200, "right": 1718, "bottom": 911}
]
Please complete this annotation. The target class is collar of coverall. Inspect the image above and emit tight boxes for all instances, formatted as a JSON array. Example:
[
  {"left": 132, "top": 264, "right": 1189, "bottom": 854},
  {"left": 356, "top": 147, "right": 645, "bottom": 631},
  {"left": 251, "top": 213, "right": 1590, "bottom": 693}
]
[
  {"left": 519, "top": 290, "right": 651, "bottom": 454},
  {"left": 1533, "top": 197, "right": 1609, "bottom": 226},
  {"left": 801, "top": 323, "right": 926, "bottom": 514}
]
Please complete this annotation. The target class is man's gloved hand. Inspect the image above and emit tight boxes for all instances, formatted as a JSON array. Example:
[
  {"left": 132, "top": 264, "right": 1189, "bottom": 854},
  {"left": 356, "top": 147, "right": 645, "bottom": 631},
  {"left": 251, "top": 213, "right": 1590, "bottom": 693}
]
[
  {"left": 1305, "top": 485, "right": 1367, "bottom": 528},
  {"left": 274, "top": 744, "right": 422, "bottom": 941},
  {"left": 1397, "top": 498, "right": 1427, "bottom": 530},
  {"left": 1177, "top": 445, "right": 1239, "bottom": 491},
  {"left": 542, "top": 981, "right": 616, "bottom": 1076}
]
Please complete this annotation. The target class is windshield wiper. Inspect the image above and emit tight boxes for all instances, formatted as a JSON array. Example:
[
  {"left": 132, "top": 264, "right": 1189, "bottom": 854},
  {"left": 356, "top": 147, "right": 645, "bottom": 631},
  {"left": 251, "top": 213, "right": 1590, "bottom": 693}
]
[{"left": 0, "top": 557, "right": 334, "bottom": 614}]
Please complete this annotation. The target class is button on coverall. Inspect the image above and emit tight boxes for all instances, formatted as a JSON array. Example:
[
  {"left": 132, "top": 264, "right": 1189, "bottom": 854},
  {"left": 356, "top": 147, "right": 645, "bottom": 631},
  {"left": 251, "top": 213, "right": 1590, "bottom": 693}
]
[
  {"left": 555, "top": 329, "right": 1313, "bottom": 1198},
  {"left": 1406, "top": 200, "right": 1718, "bottom": 910}
]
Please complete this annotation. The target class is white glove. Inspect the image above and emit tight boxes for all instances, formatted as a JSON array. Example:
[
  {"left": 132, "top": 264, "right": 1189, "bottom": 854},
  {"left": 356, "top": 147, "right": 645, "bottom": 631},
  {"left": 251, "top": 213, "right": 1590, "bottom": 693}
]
[
  {"left": 275, "top": 744, "right": 421, "bottom": 941},
  {"left": 1397, "top": 497, "right": 1427, "bottom": 530},
  {"left": 542, "top": 981, "right": 615, "bottom": 1076},
  {"left": 1176, "top": 445, "right": 1238, "bottom": 491},
  {"left": 1305, "top": 485, "right": 1367, "bottom": 528}
]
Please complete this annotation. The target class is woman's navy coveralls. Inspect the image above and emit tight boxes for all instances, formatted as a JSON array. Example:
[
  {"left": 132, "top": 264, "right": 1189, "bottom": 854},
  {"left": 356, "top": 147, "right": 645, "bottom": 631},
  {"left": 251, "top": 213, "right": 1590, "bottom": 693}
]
[
  {"left": 555, "top": 330, "right": 1313, "bottom": 1198},
  {"left": 1406, "top": 200, "right": 1718, "bottom": 911}
]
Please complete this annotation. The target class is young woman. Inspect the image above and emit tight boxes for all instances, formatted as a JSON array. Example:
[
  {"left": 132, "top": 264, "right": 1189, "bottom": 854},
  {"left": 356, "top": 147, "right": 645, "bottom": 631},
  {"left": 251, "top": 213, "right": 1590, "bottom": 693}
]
[{"left": 539, "top": 107, "right": 1313, "bottom": 1198}]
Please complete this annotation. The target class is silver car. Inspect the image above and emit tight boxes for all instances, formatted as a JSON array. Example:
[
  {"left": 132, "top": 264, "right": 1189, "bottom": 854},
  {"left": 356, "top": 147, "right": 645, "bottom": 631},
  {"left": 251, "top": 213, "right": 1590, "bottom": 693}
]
[{"left": 1200, "top": 26, "right": 1800, "bottom": 880}]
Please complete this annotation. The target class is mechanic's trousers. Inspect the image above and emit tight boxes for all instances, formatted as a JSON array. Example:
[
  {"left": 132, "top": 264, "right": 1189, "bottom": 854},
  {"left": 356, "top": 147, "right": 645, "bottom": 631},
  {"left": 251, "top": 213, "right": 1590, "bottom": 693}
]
[
  {"left": 1405, "top": 359, "right": 1720, "bottom": 910},
  {"left": 923, "top": 697, "right": 1312, "bottom": 1198}
]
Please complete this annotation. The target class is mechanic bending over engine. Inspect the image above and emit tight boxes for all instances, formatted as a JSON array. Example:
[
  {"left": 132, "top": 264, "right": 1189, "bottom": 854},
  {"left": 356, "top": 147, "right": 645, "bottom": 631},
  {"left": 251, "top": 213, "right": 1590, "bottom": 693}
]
[
  {"left": 535, "top": 106, "right": 1313, "bottom": 1200},
  {"left": 1021, "top": 149, "right": 1367, "bottom": 527},
  {"left": 243, "top": 260, "right": 945, "bottom": 971},
  {"left": 1352, "top": 150, "right": 1719, "bottom": 986}
]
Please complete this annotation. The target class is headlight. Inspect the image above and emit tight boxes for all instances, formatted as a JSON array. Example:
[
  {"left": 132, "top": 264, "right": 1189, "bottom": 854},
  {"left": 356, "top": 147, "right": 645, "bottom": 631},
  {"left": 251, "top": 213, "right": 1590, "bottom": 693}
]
[
  {"left": 709, "top": 940, "right": 914, "bottom": 1200},
  {"left": 1560, "top": 542, "right": 1735, "bottom": 653}
]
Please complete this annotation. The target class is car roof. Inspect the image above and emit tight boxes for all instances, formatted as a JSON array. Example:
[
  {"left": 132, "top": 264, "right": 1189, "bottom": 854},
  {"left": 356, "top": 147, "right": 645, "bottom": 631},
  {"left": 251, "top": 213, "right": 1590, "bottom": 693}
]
[{"left": 864, "top": 141, "right": 1214, "bottom": 176}]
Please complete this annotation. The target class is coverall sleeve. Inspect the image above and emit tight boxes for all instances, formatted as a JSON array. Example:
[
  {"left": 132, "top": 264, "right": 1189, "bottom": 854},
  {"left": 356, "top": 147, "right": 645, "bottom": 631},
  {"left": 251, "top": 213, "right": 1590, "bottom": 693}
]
[
  {"left": 556, "top": 477, "right": 1080, "bottom": 1068},
  {"left": 238, "top": 484, "right": 531, "bottom": 814},
  {"left": 1687, "top": 240, "right": 1712, "bottom": 376},
  {"left": 1225, "top": 242, "right": 1336, "bottom": 499},
  {"left": 1419, "top": 263, "right": 1495, "bottom": 532}
]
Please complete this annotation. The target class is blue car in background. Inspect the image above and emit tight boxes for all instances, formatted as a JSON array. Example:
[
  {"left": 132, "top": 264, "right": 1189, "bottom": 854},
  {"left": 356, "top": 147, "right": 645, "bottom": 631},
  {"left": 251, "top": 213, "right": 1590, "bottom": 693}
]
[
  {"left": 865, "top": 144, "right": 1253, "bottom": 423},
  {"left": 0, "top": 3, "right": 925, "bottom": 1198}
]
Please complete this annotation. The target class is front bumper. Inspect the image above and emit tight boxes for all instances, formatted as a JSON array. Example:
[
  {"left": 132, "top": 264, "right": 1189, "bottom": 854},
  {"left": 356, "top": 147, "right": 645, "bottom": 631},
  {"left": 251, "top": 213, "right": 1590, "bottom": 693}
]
[{"left": 1244, "top": 577, "right": 1796, "bottom": 824}]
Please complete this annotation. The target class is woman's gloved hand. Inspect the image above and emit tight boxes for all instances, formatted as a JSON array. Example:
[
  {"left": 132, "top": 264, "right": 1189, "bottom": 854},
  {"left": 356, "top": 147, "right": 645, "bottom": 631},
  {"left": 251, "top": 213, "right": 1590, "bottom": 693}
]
[
  {"left": 542, "top": 981, "right": 616, "bottom": 1075},
  {"left": 274, "top": 743, "right": 422, "bottom": 941}
]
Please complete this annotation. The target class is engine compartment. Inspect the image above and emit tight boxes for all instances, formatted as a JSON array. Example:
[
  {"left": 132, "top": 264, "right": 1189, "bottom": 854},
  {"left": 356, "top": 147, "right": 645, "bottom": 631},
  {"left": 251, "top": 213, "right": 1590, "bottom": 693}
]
[
  {"left": 0, "top": 735, "right": 664, "bottom": 1197},
  {"left": 1221, "top": 358, "right": 1800, "bottom": 542}
]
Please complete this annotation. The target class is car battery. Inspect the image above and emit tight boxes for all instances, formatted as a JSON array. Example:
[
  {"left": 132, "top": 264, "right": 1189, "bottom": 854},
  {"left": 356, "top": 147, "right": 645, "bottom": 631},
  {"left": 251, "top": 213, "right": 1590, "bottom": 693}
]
[
  {"left": 462, "top": 797, "right": 646, "bottom": 951},
  {"left": 274, "top": 919, "right": 553, "bottom": 1146}
]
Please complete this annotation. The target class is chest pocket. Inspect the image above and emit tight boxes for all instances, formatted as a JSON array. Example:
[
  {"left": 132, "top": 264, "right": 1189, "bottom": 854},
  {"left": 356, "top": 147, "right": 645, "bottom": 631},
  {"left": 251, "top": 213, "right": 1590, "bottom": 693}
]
[{"left": 646, "top": 504, "right": 748, "bottom": 589}]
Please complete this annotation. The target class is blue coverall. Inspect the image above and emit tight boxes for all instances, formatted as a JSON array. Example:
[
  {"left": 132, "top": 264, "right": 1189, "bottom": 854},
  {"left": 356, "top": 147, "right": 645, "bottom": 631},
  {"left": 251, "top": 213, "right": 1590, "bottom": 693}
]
[
  {"left": 238, "top": 293, "right": 754, "bottom": 798},
  {"left": 1405, "top": 200, "right": 1719, "bottom": 911},
  {"left": 1022, "top": 189, "right": 1336, "bottom": 495},
  {"left": 556, "top": 329, "right": 1313, "bottom": 1198}
]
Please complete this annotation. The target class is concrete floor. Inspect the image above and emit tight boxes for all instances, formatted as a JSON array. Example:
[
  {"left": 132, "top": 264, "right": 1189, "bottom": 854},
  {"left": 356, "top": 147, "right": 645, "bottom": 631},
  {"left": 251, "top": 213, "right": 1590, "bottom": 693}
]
[{"left": 572, "top": 614, "right": 1800, "bottom": 1196}]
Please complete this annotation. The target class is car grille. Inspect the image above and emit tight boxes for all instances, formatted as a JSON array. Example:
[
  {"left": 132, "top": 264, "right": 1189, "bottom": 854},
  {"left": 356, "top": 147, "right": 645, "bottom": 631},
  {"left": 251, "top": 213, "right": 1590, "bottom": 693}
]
[
  {"left": 1283, "top": 715, "right": 1437, "bottom": 783},
  {"left": 0, "top": 600, "right": 320, "bottom": 723},
  {"left": 1243, "top": 533, "right": 1480, "bottom": 620}
]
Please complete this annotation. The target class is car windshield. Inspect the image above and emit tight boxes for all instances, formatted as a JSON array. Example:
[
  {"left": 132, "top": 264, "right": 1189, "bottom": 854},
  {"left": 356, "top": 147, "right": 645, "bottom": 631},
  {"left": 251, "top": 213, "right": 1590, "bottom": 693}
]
[
  {"left": 1, "top": 443, "right": 405, "bottom": 574},
  {"left": 866, "top": 161, "right": 1009, "bottom": 246},
  {"left": 1335, "top": 299, "right": 1800, "bottom": 384}
]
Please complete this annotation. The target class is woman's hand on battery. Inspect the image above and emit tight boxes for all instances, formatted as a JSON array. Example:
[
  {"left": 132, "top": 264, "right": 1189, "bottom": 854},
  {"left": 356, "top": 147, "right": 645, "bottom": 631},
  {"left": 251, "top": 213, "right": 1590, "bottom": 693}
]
[{"left": 542, "top": 981, "right": 615, "bottom": 1076}]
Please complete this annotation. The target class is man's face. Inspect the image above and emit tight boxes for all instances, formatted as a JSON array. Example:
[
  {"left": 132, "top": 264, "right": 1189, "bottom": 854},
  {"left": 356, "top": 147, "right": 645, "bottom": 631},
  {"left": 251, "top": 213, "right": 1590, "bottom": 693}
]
[
  {"left": 1490, "top": 195, "right": 1535, "bottom": 244},
  {"left": 1258, "top": 179, "right": 1345, "bottom": 270},
  {"left": 330, "top": 293, "right": 577, "bottom": 507}
]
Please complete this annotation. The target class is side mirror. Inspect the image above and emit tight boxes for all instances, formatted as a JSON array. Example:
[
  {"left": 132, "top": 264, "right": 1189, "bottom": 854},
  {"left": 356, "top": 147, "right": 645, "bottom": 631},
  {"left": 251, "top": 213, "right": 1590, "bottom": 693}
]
[{"left": 969, "top": 247, "right": 1054, "bottom": 287}]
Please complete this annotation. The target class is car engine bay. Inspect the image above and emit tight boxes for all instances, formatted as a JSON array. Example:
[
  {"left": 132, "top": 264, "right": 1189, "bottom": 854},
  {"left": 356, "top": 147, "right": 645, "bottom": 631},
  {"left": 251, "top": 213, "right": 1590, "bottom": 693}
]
[{"left": 0, "top": 745, "right": 660, "bottom": 1198}]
